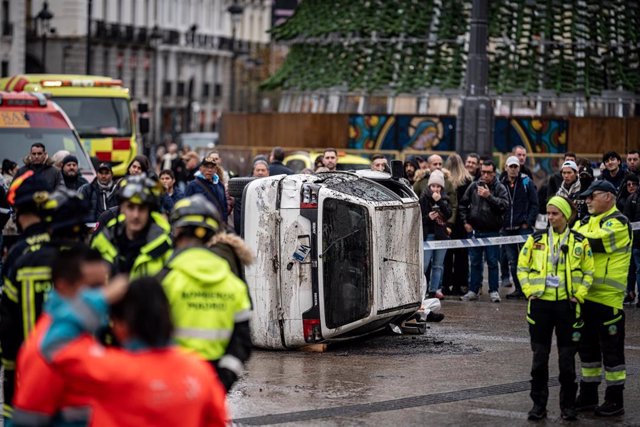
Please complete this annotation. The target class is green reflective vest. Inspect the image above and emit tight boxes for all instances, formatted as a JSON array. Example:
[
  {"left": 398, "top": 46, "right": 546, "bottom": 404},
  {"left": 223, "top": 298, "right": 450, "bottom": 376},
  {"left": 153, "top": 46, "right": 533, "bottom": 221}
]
[
  {"left": 91, "top": 211, "right": 172, "bottom": 278},
  {"left": 573, "top": 206, "right": 632, "bottom": 309},
  {"left": 160, "top": 246, "right": 251, "bottom": 362},
  {"left": 517, "top": 227, "right": 594, "bottom": 302}
]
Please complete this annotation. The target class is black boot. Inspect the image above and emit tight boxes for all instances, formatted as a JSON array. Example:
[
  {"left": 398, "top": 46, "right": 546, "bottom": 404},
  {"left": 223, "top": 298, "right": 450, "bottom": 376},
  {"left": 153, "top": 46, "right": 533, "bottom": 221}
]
[
  {"left": 595, "top": 386, "right": 624, "bottom": 417},
  {"left": 528, "top": 404, "right": 547, "bottom": 421},
  {"left": 560, "top": 381, "right": 578, "bottom": 421},
  {"left": 575, "top": 381, "right": 599, "bottom": 411}
]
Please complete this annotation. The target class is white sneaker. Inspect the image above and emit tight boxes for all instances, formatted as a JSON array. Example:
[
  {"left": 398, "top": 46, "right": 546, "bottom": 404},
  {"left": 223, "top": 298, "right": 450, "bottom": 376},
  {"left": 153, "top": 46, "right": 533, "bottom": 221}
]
[
  {"left": 490, "top": 291, "right": 501, "bottom": 303},
  {"left": 460, "top": 291, "right": 478, "bottom": 301}
]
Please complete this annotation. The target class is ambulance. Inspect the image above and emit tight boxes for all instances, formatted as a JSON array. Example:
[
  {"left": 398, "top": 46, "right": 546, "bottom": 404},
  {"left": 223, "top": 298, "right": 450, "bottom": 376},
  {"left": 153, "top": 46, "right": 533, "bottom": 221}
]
[
  {"left": 0, "top": 74, "right": 144, "bottom": 176},
  {"left": 230, "top": 167, "right": 424, "bottom": 349},
  {"left": 0, "top": 91, "right": 95, "bottom": 182}
]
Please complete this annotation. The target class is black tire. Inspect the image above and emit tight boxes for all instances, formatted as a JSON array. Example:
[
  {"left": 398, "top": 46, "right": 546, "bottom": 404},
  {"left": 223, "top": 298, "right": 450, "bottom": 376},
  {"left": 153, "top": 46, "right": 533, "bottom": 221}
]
[
  {"left": 228, "top": 177, "right": 255, "bottom": 199},
  {"left": 228, "top": 177, "right": 255, "bottom": 236}
]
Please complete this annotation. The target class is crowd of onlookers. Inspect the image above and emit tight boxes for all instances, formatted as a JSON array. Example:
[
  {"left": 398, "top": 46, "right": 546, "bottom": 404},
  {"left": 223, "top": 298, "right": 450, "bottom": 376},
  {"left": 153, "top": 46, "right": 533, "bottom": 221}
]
[
  {"left": 402, "top": 147, "right": 640, "bottom": 306},
  {"left": 2, "top": 143, "right": 638, "bottom": 307}
]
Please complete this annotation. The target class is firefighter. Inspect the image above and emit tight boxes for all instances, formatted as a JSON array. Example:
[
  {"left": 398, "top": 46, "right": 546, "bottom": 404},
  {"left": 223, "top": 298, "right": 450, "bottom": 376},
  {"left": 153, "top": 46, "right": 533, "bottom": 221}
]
[
  {"left": 573, "top": 180, "right": 632, "bottom": 416},
  {"left": 0, "top": 188, "right": 89, "bottom": 421},
  {"left": 91, "top": 174, "right": 172, "bottom": 278},
  {"left": 517, "top": 196, "right": 594, "bottom": 421},
  {"left": 161, "top": 194, "right": 252, "bottom": 392}
]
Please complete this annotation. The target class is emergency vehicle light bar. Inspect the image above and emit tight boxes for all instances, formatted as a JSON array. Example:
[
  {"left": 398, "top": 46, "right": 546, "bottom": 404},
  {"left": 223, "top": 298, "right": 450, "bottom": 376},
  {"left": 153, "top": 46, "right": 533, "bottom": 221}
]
[
  {"left": 41, "top": 79, "right": 123, "bottom": 88},
  {"left": 0, "top": 92, "right": 47, "bottom": 107}
]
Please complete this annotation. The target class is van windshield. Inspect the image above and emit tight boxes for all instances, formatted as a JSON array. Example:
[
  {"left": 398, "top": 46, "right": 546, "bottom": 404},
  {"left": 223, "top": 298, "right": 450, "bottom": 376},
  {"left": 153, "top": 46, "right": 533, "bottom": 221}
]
[
  {"left": 0, "top": 128, "right": 93, "bottom": 172},
  {"left": 52, "top": 97, "right": 132, "bottom": 137},
  {"left": 322, "top": 198, "right": 371, "bottom": 328}
]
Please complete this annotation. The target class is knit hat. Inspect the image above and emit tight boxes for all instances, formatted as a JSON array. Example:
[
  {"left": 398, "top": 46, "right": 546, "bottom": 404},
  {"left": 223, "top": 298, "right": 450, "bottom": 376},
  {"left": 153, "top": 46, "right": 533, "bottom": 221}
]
[
  {"left": 62, "top": 155, "right": 78, "bottom": 166},
  {"left": 427, "top": 170, "right": 445, "bottom": 188},
  {"left": 561, "top": 160, "right": 578, "bottom": 172},
  {"left": 547, "top": 196, "right": 573, "bottom": 220}
]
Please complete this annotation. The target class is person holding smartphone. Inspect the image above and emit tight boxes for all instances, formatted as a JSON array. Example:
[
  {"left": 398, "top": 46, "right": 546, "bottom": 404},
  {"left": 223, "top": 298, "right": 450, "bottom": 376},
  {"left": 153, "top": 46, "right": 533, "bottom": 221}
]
[
  {"left": 458, "top": 160, "right": 509, "bottom": 302},
  {"left": 419, "top": 170, "right": 452, "bottom": 299}
]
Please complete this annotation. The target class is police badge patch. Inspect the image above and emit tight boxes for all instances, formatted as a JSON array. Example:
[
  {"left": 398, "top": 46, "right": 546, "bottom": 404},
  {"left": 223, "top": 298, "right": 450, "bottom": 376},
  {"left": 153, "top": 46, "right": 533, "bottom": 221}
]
[
  {"left": 608, "top": 325, "right": 617, "bottom": 336},
  {"left": 574, "top": 246, "right": 582, "bottom": 256}
]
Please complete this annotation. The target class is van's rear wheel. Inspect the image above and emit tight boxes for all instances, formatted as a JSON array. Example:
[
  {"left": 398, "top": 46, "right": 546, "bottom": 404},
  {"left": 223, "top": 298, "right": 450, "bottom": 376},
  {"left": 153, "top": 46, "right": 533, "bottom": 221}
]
[{"left": 228, "top": 177, "right": 255, "bottom": 235}]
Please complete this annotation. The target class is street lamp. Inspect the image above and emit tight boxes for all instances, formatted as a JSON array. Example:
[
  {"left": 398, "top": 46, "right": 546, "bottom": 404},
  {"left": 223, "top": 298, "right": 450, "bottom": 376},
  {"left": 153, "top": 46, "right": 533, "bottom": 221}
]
[
  {"left": 35, "top": 2, "right": 54, "bottom": 72},
  {"left": 148, "top": 25, "right": 163, "bottom": 152},
  {"left": 227, "top": 0, "right": 244, "bottom": 112}
]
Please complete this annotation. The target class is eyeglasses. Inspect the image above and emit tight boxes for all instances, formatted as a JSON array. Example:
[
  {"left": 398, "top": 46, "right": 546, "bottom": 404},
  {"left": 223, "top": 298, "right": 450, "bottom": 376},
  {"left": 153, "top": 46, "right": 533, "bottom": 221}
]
[
  {"left": 627, "top": 182, "right": 638, "bottom": 186},
  {"left": 586, "top": 191, "right": 607, "bottom": 200}
]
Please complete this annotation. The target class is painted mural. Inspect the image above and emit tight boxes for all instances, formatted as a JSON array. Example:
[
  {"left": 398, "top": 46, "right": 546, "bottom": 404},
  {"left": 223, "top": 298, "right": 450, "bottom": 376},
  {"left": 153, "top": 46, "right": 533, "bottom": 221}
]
[{"left": 348, "top": 115, "right": 568, "bottom": 155}]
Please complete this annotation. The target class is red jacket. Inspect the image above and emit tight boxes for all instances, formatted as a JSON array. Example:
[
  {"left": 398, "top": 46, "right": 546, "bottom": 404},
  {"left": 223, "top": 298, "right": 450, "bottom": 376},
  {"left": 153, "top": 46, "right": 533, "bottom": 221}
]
[
  {"left": 13, "top": 314, "right": 112, "bottom": 426},
  {"left": 45, "top": 334, "right": 228, "bottom": 426}
]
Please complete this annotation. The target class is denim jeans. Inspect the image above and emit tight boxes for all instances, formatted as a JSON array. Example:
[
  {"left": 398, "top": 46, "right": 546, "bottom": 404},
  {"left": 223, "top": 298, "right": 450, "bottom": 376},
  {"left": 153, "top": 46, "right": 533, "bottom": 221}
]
[
  {"left": 424, "top": 234, "right": 447, "bottom": 293},
  {"left": 502, "top": 228, "right": 533, "bottom": 292},
  {"left": 468, "top": 231, "right": 500, "bottom": 294},
  {"left": 632, "top": 248, "right": 640, "bottom": 292}
]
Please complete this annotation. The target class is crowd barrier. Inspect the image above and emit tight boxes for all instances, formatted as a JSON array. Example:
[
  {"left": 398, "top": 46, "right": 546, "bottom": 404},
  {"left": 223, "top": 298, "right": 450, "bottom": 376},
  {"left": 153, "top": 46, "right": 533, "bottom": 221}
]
[{"left": 424, "top": 222, "right": 640, "bottom": 250}]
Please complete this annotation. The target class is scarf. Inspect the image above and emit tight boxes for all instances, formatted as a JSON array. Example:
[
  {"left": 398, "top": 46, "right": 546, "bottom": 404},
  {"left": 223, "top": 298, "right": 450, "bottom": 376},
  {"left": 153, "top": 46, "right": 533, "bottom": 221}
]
[{"left": 556, "top": 179, "right": 581, "bottom": 199}]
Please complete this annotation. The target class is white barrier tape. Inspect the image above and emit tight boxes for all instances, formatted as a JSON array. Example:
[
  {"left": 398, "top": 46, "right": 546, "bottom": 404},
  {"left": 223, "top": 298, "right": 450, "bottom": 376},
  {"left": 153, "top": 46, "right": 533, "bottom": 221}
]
[{"left": 424, "top": 221, "right": 640, "bottom": 250}]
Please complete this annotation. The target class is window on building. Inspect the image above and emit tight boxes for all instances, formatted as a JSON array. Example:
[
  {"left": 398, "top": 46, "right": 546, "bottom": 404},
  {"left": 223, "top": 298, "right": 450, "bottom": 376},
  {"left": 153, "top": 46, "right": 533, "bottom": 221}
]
[
  {"left": 131, "top": 0, "right": 137, "bottom": 25},
  {"left": 1, "top": 60, "right": 8, "bottom": 77},
  {"left": 102, "top": 48, "right": 110, "bottom": 76},
  {"left": 144, "top": 78, "right": 149, "bottom": 97},
  {"left": 1, "top": 1, "right": 10, "bottom": 37},
  {"left": 117, "top": 0, "right": 123, "bottom": 22}
]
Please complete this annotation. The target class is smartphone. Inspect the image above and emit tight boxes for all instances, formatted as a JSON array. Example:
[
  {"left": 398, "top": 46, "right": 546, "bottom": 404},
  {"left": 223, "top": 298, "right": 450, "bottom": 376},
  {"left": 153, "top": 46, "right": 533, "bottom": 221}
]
[{"left": 478, "top": 182, "right": 487, "bottom": 188}]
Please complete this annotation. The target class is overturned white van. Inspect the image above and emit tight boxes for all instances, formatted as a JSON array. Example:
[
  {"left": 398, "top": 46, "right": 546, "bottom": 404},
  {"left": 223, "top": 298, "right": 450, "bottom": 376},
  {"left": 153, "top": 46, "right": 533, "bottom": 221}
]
[{"left": 231, "top": 169, "right": 424, "bottom": 349}]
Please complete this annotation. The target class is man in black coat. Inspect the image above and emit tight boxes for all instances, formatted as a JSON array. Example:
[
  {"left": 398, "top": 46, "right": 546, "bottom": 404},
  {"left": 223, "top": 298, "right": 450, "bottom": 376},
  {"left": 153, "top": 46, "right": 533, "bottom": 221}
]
[
  {"left": 61, "top": 155, "right": 89, "bottom": 191},
  {"left": 14, "top": 143, "right": 63, "bottom": 192},
  {"left": 268, "top": 147, "right": 293, "bottom": 176}
]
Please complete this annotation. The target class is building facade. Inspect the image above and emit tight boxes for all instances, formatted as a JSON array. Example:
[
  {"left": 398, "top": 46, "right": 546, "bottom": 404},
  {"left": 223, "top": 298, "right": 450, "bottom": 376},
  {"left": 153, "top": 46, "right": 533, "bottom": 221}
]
[
  {"left": 24, "top": 0, "right": 271, "bottom": 145},
  {"left": 0, "top": 0, "right": 26, "bottom": 77}
]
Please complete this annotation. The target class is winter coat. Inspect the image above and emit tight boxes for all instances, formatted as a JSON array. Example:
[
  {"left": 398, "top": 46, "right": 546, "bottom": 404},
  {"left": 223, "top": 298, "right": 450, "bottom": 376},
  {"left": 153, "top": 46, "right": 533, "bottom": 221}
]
[
  {"left": 185, "top": 173, "right": 228, "bottom": 221},
  {"left": 268, "top": 160, "right": 293, "bottom": 176},
  {"left": 15, "top": 159, "right": 63, "bottom": 192},
  {"left": 599, "top": 168, "right": 626, "bottom": 191},
  {"left": 459, "top": 178, "right": 509, "bottom": 232},
  {"left": 79, "top": 178, "right": 119, "bottom": 222},
  {"left": 500, "top": 173, "right": 538, "bottom": 230},
  {"left": 419, "top": 189, "right": 452, "bottom": 240},
  {"left": 623, "top": 191, "right": 640, "bottom": 249}
]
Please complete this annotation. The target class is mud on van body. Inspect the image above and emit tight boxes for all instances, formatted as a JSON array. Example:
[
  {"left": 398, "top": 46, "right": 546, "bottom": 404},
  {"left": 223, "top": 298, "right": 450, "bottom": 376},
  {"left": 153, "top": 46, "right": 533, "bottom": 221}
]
[{"left": 233, "top": 170, "right": 423, "bottom": 349}]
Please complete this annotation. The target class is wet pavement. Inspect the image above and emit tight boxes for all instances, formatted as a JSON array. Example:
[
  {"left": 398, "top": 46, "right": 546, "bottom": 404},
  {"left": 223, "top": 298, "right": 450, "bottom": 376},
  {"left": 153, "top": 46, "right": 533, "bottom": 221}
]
[{"left": 228, "top": 289, "right": 640, "bottom": 426}]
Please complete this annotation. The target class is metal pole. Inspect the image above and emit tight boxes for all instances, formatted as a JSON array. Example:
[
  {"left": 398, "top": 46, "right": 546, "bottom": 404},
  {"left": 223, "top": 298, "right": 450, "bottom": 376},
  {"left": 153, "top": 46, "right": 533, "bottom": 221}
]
[
  {"left": 86, "top": 0, "right": 93, "bottom": 74},
  {"left": 230, "top": 23, "right": 237, "bottom": 112},
  {"left": 456, "top": 0, "right": 493, "bottom": 157},
  {"left": 41, "top": 28, "right": 47, "bottom": 71}
]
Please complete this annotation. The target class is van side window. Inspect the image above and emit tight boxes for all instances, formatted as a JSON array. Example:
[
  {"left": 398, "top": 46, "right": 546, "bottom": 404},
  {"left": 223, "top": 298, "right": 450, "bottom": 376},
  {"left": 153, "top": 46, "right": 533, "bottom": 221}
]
[{"left": 322, "top": 199, "right": 371, "bottom": 328}]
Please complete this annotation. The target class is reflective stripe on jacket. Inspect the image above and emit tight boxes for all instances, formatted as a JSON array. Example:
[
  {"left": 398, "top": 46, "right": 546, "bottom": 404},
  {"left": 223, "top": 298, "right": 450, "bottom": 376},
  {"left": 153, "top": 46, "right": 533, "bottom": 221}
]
[
  {"left": 517, "top": 228, "right": 594, "bottom": 302},
  {"left": 573, "top": 206, "right": 632, "bottom": 309},
  {"left": 91, "top": 211, "right": 172, "bottom": 278},
  {"left": 160, "top": 247, "right": 252, "bottom": 363}
]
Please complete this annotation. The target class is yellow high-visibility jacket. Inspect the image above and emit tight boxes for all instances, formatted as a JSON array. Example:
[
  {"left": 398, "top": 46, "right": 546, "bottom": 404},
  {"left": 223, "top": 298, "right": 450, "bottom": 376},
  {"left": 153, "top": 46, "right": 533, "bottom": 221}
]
[
  {"left": 573, "top": 206, "right": 632, "bottom": 309},
  {"left": 517, "top": 227, "right": 594, "bottom": 302}
]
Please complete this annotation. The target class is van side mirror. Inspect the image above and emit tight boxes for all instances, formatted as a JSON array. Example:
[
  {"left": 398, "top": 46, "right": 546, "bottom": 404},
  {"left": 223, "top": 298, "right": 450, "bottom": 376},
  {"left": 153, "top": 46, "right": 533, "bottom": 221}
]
[
  {"left": 390, "top": 160, "right": 403, "bottom": 180},
  {"left": 137, "top": 102, "right": 150, "bottom": 135}
]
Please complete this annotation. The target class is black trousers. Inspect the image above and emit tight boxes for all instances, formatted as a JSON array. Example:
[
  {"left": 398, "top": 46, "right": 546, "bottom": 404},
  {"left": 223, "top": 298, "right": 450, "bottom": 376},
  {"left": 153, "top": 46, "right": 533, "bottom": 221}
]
[
  {"left": 578, "top": 300, "right": 626, "bottom": 400},
  {"left": 528, "top": 298, "right": 579, "bottom": 408}
]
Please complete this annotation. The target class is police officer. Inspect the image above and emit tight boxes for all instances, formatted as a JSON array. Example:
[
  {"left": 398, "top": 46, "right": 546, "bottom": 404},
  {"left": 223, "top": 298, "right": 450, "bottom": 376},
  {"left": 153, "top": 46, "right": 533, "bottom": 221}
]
[
  {"left": 518, "top": 196, "right": 594, "bottom": 421},
  {"left": 161, "top": 194, "right": 252, "bottom": 392},
  {"left": 91, "top": 174, "right": 173, "bottom": 278},
  {"left": 573, "top": 180, "right": 632, "bottom": 416},
  {"left": 0, "top": 187, "right": 89, "bottom": 421}
]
